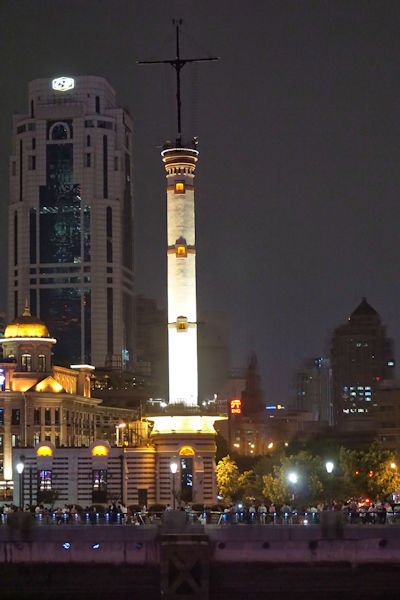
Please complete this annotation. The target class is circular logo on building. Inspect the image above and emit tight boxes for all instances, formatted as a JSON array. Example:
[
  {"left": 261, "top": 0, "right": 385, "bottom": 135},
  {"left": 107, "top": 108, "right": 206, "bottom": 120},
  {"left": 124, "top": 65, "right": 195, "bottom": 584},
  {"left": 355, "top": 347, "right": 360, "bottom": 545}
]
[{"left": 52, "top": 77, "right": 75, "bottom": 91}]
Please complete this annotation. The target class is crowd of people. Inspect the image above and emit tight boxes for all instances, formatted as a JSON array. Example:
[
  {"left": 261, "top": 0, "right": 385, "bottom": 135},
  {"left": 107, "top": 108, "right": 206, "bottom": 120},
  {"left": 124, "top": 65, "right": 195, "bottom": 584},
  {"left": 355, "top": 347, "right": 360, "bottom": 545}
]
[
  {"left": 219, "top": 499, "right": 400, "bottom": 525},
  {"left": 1, "top": 499, "right": 399, "bottom": 526}
]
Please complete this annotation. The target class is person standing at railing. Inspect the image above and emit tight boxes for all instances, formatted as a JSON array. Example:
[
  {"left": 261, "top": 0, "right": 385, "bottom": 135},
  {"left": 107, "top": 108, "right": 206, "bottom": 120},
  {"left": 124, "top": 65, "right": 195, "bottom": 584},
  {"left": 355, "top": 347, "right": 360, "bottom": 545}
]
[{"left": 258, "top": 502, "right": 267, "bottom": 524}]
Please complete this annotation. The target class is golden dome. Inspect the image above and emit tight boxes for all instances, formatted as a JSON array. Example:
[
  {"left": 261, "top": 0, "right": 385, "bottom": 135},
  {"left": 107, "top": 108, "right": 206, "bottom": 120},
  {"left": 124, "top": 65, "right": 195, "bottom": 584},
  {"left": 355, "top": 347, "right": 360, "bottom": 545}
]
[{"left": 4, "top": 302, "right": 51, "bottom": 339}]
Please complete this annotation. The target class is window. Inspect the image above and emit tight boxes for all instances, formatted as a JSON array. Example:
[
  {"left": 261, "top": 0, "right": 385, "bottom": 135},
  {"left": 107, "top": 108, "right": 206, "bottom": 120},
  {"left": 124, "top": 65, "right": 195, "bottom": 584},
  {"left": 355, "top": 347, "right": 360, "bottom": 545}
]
[
  {"left": 38, "top": 354, "right": 46, "bottom": 372},
  {"left": 177, "top": 316, "right": 188, "bottom": 331},
  {"left": 114, "top": 156, "right": 118, "bottom": 171},
  {"left": 0, "top": 434, "right": 3, "bottom": 449},
  {"left": 92, "top": 469, "right": 107, "bottom": 502},
  {"left": 50, "top": 122, "right": 69, "bottom": 140},
  {"left": 30, "top": 208, "right": 37, "bottom": 264},
  {"left": 12, "top": 161, "right": 16, "bottom": 176},
  {"left": 33, "top": 433, "right": 40, "bottom": 445},
  {"left": 38, "top": 470, "right": 52, "bottom": 492},
  {"left": 0, "top": 410, "right": 3, "bottom": 426},
  {"left": 28, "top": 155, "right": 36, "bottom": 170},
  {"left": 175, "top": 181, "right": 185, "bottom": 193},
  {"left": 85, "top": 120, "right": 95, "bottom": 128},
  {"left": 103, "top": 136, "right": 108, "bottom": 198},
  {"left": 34, "top": 409, "right": 41, "bottom": 425},
  {"left": 11, "top": 434, "right": 20, "bottom": 448},
  {"left": 21, "top": 354, "right": 32, "bottom": 372},
  {"left": 45, "top": 409, "right": 51, "bottom": 426},
  {"left": 180, "top": 457, "right": 193, "bottom": 502},
  {"left": 32, "top": 138, "right": 36, "bottom": 150},
  {"left": 55, "top": 409, "right": 60, "bottom": 425},
  {"left": 55, "top": 435, "right": 60, "bottom": 448},
  {"left": 95, "top": 96, "right": 100, "bottom": 113},
  {"left": 86, "top": 153, "right": 91, "bottom": 167},
  {"left": 106, "top": 206, "right": 112, "bottom": 262},
  {"left": 11, "top": 409, "right": 20, "bottom": 425},
  {"left": 86, "top": 135, "right": 91, "bottom": 147}
]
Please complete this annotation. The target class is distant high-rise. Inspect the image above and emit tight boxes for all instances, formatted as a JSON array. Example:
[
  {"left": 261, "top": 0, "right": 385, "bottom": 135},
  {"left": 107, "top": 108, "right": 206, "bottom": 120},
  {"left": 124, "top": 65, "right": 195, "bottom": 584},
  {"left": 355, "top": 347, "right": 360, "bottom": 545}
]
[
  {"left": 330, "top": 298, "right": 395, "bottom": 427},
  {"left": 294, "top": 357, "right": 333, "bottom": 424},
  {"left": 8, "top": 76, "right": 134, "bottom": 368}
]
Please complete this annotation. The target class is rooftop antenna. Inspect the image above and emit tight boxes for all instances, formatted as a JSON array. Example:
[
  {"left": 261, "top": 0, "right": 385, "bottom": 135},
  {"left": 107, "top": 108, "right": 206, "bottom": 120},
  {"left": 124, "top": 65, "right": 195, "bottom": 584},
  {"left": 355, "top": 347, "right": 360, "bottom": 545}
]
[{"left": 138, "top": 19, "right": 219, "bottom": 146}]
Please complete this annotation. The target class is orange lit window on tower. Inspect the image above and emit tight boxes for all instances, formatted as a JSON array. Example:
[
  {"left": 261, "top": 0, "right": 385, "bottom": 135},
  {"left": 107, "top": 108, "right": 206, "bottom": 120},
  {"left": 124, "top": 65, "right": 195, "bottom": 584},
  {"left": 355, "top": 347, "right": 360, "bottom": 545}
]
[
  {"left": 92, "top": 444, "right": 109, "bottom": 456},
  {"left": 179, "top": 446, "right": 195, "bottom": 456},
  {"left": 176, "top": 244, "right": 187, "bottom": 257},
  {"left": 177, "top": 317, "right": 188, "bottom": 331},
  {"left": 230, "top": 399, "right": 242, "bottom": 414},
  {"left": 36, "top": 445, "right": 53, "bottom": 457},
  {"left": 175, "top": 181, "right": 185, "bottom": 193}
]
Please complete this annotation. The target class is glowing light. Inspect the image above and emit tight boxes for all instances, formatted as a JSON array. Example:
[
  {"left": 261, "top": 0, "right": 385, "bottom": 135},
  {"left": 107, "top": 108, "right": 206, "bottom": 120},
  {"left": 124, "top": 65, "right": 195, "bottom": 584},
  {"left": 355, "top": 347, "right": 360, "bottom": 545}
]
[
  {"left": 176, "top": 245, "right": 187, "bottom": 257},
  {"left": 37, "top": 445, "right": 53, "bottom": 457},
  {"left": 118, "top": 423, "right": 126, "bottom": 429},
  {"left": 16, "top": 462, "right": 25, "bottom": 474},
  {"left": 149, "top": 415, "right": 226, "bottom": 435},
  {"left": 52, "top": 77, "right": 75, "bottom": 91},
  {"left": 325, "top": 461, "right": 334, "bottom": 474},
  {"left": 230, "top": 399, "right": 242, "bottom": 414},
  {"left": 70, "top": 364, "right": 95, "bottom": 370},
  {"left": 175, "top": 182, "right": 185, "bottom": 192},
  {"left": 170, "top": 462, "right": 178, "bottom": 474},
  {"left": 179, "top": 446, "right": 195, "bottom": 456},
  {"left": 35, "top": 377, "right": 63, "bottom": 393},
  {"left": 391, "top": 463, "right": 397, "bottom": 469},
  {"left": 3, "top": 336, "right": 56, "bottom": 343},
  {"left": 62, "top": 542, "right": 70, "bottom": 550},
  {"left": 91, "top": 445, "right": 109, "bottom": 456},
  {"left": 268, "top": 442, "right": 274, "bottom": 449},
  {"left": 233, "top": 443, "right": 240, "bottom": 448},
  {"left": 288, "top": 472, "right": 298, "bottom": 484}
]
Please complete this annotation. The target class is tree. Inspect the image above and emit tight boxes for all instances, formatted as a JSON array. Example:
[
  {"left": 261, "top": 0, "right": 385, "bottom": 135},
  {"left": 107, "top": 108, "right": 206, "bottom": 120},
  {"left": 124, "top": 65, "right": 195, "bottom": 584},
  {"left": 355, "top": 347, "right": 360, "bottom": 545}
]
[
  {"left": 339, "top": 440, "right": 400, "bottom": 501},
  {"left": 262, "top": 451, "right": 326, "bottom": 507},
  {"left": 216, "top": 456, "right": 240, "bottom": 502}
]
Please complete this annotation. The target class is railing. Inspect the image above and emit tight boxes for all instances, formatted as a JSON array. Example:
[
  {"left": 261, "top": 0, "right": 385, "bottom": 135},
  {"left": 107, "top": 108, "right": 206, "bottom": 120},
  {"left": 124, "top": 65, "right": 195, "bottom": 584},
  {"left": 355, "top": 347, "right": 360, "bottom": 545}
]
[{"left": 0, "top": 509, "right": 399, "bottom": 526}]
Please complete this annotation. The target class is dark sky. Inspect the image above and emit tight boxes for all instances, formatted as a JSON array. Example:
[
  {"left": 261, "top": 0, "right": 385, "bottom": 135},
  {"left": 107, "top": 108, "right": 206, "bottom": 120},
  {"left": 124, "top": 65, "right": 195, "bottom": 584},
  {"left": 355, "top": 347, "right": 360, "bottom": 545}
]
[{"left": 1, "top": 1, "right": 400, "bottom": 404}]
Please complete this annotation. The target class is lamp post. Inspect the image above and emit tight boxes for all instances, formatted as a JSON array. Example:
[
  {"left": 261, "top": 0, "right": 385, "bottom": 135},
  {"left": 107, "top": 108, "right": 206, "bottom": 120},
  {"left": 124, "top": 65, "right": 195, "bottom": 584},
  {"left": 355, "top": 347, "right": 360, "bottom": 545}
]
[
  {"left": 170, "top": 461, "right": 178, "bottom": 509},
  {"left": 16, "top": 461, "right": 25, "bottom": 509},
  {"left": 287, "top": 472, "right": 298, "bottom": 504},
  {"left": 325, "top": 461, "right": 334, "bottom": 508}
]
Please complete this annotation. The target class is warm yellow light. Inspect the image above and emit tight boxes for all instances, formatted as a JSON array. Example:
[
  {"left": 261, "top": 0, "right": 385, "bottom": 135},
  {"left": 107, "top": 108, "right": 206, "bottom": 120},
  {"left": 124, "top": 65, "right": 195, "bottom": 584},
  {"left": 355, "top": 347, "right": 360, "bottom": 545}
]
[
  {"left": 284, "top": 442, "right": 289, "bottom": 447},
  {"left": 149, "top": 415, "right": 226, "bottom": 435},
  {"left": 175, "top": 182, "right": 184, "bottom": 192},
  {"left": 250, "top": 443, "right": 255, "bottom": 448},
  {"left": 37, "top": 445, "right": 53, "bottom": 457},
  {"left": 35, "top": 377, "right": 63, "bottom": 393},
  {"left": 233, "top": 443, "right": 240, "bottom": 448},
  {"left": 177, "top": 246, "right": 186, "bottom": 257},
  {"left": 92, "top": 445, "right": 109, "bottom": 456},
  {"left": 118, "top": 423, "right": 126, "bottom": 428},
  {"left": 178, "top": 322, "right": 187, "bottom": 330},
  {"left": 268, "top": 442, "right": 274, "bottom": 449},
  {"left": 391, "top": 462, "right": 397, "bottom": 469},
  {"left": 179, "top": 446, "right": 195, "bottom": 456}
]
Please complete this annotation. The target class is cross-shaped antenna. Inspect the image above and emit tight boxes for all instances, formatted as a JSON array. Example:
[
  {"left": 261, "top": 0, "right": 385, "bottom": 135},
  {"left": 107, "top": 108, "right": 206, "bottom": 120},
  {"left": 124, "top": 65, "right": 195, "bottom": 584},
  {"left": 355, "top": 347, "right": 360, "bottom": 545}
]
[{"left": 138, "top": 19, "right": 219, "bottom": 146}]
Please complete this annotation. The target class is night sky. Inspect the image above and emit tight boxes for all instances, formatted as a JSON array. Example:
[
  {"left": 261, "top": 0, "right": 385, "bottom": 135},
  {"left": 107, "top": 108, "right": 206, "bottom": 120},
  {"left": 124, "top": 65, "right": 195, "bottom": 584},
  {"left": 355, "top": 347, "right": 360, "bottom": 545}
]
[{"left": 1, "top": 1, "right": 400, "bottom": 405}]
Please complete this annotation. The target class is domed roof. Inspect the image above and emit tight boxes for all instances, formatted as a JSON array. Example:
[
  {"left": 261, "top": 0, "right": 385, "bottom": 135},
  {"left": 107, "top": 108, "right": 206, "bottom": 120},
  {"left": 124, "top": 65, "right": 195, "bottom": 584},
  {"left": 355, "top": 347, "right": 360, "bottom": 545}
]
[
  {"left": 350, "top": 297, "right": 379, "bottom": 319},
  {"left": 4, "top": 302, "right": 51, "bottom": 339}
]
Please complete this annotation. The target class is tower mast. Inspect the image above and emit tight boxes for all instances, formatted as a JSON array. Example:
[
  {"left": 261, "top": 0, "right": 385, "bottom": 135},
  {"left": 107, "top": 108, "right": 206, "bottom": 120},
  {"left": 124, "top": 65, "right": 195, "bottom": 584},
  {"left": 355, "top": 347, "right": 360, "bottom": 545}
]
[
  {"left": 139, "top": 21, "right": 218, "bottom": 406},
  {"left": 138, "top": 19, "right": 218, "bottom": 145}
]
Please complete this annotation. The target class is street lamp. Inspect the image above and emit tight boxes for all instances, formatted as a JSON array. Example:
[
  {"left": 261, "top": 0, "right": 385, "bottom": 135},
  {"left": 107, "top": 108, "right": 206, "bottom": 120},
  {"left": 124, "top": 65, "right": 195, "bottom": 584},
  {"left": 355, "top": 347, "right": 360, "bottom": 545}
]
[
  {"left": 287, "top": 472, "right": 298, "bottom": 504},
  {"left": 325, "top": 461, "right": 334, "bottom": 474},
  {"left": 16, "top": 461, "right": 25, "bottom": 509},
  {"left": 325, "top": 461, "right": 334, "bottom": 508},
  {"left": 170, "top": 461, "right": 178, "bottom": 509}
]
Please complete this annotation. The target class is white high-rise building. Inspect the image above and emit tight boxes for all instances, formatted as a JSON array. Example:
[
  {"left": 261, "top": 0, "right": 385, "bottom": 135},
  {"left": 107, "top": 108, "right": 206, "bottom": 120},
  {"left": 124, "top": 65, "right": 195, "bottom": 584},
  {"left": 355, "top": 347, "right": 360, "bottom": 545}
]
[{"left": 8, "top": 76, "right": 134, "bottom": 368}]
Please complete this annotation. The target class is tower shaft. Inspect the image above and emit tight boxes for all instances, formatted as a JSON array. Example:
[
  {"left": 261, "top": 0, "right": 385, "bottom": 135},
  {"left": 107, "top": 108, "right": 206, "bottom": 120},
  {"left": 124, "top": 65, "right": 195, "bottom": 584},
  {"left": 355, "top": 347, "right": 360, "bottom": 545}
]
[{"left": 162, "top": 147, "right": 199, "bottom": 406}]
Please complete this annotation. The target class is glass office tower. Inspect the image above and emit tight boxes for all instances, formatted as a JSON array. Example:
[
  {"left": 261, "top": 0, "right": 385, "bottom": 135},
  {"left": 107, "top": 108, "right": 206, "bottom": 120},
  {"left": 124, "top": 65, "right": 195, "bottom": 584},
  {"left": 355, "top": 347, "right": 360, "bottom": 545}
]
[{"left": 8, "top": 76, "right": 134, "bottom": 368}]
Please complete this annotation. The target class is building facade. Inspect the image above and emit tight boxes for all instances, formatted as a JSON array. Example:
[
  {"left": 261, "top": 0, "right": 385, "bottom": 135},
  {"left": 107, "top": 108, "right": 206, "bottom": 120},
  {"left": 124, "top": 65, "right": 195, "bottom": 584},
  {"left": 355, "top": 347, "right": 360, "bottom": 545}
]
[
  {"left": 8, "top": 76, "right": 134, "bottom": 369},
  {"left": 294, "top": 357, "right": 333, "bottom": 425},
  {"left": 331, "top": 298, "right": 395, "bottom": 429}
]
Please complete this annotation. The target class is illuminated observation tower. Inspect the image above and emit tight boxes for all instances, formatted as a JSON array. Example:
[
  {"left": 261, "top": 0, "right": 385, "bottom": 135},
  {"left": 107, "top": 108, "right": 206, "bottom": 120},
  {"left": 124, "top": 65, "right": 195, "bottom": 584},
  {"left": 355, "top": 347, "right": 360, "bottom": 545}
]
[{"left": 139, "top": 22, "right": 225, "bottom": 505}]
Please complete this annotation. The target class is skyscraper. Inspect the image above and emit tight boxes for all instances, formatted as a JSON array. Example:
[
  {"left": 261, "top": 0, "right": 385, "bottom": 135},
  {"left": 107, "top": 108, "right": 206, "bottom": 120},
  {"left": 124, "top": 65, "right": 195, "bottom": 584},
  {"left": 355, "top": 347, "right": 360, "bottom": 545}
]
[
  {"left": 8, "top": 76, "right": 134, "bottom": 368},
  {"left": 294, "top": 357, "right": 333, "bottom": 424},
  {"left": 331, "top": 298, "right": 395, "bottom": 428}
]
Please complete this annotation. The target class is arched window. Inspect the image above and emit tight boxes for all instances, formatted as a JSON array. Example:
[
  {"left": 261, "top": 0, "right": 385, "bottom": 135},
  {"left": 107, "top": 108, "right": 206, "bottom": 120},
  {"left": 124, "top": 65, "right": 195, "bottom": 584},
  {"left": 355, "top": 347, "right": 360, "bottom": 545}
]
[
  {"left": 21, "top": 354, "right": 32, "bottom": 372},
  {"left": 50, "top": 122, "right": 70, "bottom": 140},
  {"left": 38, "top": 354, "right": 46, "bottom": 373}
]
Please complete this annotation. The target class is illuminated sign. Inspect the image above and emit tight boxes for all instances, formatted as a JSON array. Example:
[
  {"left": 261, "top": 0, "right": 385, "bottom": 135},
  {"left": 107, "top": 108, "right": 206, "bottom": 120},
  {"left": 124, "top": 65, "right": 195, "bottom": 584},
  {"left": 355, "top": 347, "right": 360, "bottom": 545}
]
[
  {"left": 52, "top": 77, "right": 75, "bottom": 91},
  {"left": 230, "top": 398, "right": 242, "bottom": 414}
]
